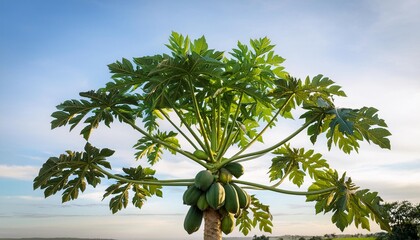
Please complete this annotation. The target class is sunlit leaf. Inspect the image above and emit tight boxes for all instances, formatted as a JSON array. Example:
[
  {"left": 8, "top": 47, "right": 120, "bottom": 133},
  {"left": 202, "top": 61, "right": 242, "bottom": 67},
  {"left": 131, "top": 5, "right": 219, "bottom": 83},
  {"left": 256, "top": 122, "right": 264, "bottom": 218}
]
[
  {"left": 269, "top": 145, "right": 330, "bottom": 187},
  {"left": 306, "top": 170, "right": 391, "bottom": 232},
  {"left": 133, "top": 131, "right": 180, "bottom": 165}
]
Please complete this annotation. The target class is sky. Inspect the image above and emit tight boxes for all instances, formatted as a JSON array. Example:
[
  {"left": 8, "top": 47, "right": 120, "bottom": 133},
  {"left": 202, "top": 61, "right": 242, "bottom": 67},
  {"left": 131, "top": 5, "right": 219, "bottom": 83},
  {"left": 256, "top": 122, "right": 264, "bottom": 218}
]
[{"left": 0, "top": 0, "right": 420, "bottom": 239}]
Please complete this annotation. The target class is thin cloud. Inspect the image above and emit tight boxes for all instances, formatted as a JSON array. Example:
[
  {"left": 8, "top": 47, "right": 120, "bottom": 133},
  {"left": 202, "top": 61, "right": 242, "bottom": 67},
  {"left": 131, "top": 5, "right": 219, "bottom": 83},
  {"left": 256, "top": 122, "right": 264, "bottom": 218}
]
[
  {"left": 14, "top": 195, "right": 44, "bottom": 201},
  {"left": 0, "top": 165, "right": 39, "bottom": 181},
  {"left": 34, "top": 203, "right": 108, "bottom": 209}
]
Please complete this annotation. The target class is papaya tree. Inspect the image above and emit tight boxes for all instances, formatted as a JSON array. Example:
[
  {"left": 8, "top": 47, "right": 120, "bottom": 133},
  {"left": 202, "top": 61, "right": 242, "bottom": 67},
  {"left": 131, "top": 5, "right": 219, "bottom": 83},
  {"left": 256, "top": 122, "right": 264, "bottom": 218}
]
[{"left": 34, "top": 32, "right": 392, "bottom": 240}]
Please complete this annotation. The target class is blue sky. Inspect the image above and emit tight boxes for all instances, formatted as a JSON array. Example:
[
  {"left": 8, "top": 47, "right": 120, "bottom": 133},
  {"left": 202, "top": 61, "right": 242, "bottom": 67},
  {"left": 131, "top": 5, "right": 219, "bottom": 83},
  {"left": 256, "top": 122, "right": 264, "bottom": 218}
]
[{"left": 1, "top": 0, "right": 420, "bottom": 239}]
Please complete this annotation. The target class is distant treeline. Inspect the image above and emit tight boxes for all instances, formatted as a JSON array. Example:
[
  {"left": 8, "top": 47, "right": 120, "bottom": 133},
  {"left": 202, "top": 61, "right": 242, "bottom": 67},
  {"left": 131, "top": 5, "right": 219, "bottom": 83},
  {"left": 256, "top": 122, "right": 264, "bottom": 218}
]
[{"left": 0, "top": 238, "right": 116, "bottom": 240}]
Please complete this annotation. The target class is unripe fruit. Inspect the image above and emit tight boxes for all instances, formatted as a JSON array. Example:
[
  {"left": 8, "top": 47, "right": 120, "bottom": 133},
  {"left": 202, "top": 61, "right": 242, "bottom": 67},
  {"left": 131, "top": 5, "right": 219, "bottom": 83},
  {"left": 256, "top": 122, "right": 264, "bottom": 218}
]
[
  {"left": 218, "top": 168, "right": 232, "bottom": 184},
  {"left": 193, "top": 149, "right": 208, "bottom": 160},
  {"left": 221, "top": 213, "right": 235, "bottom": 234},
  {"left": 183, "top": 206, "right": 203, "bottom": 234},
  {"left": 196, "top": 193, "right": 209, "bottom": 211},
  {"left": 183, "top": 185, "right": 202, "bottom": 205},
  {"left": 194, "top": 170, "right": 214, "bottom": 191},
  {"left": 223, "top": 184, "right": 240, "bottom": 214},
  {"left": 224, "top": 162, "right": 244, "bottom": 178},
  {"left": 206, "top": 182, "right": 225, "bottom": 210},
  {"left": 231, "top": 183, "right": 250, "bottom": 209}
]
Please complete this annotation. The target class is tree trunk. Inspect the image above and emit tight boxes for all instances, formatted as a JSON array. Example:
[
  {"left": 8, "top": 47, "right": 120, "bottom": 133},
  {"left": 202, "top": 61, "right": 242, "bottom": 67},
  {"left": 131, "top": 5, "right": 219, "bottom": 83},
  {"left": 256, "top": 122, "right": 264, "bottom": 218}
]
[{"left": 203, "top": 208, "right": 222, "bottom": 240}]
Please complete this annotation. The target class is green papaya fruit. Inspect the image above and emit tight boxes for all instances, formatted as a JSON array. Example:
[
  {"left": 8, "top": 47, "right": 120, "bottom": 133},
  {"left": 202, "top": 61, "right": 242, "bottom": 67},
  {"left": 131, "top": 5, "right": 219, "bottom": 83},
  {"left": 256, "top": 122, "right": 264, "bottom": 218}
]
[
  {"left": 231, "top": 183, "right": 250, "bottom": 209},
  {"left": 205, "top": 182, "right": 225, "bottom": 210},
  {"left": 218, "top": 168, "right": 232, "bottom": 184},
  {"left": 194, "top": 170, "right": 214, "bottom": 191},
  {"left": 183, "top": 185, "right": 202, "bottom": 205},
  {"left": 224, "top": 162, "right": 244, "bottom": 178},
  {"left": 223, "top": 184, "right": 239, "bottom": 214},
  {"left": 221, "top": 213, "right": 235, "bottom": 234},
  {"left": 196, "top": 193, "right": 209, "bottom": 211},
  {"left": 193, "top": 149, "right": 208, "bottom": 160},
  {"left": 183, "top": 206, "right": 203, "bottom": 234}
]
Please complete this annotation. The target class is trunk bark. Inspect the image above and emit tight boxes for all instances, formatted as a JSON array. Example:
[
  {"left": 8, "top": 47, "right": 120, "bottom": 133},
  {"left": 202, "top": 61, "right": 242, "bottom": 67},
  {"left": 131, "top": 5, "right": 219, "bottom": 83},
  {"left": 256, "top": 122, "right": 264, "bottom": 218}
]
[{"left": 203, "top": 208, "right": 222, "bottom": 240}]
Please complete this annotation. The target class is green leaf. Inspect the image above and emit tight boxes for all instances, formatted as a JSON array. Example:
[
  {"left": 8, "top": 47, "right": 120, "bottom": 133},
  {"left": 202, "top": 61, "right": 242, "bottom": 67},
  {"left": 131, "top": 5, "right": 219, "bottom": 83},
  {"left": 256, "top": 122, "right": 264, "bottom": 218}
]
[
  {"left": 165, "top": 31, "right": 190, "bottom": 56},
  {"left": 332, "top": 210, "right": 349, "bottom": 231},
  {"left": 300, "top": 106, "right": 328, "bottom": 144},
  {"left": 249, "top": 195, "right": 273, "bottom": 233},
  {"left": 353, "top": 107, "right": 391, "bottom": 150},
  {"left": 235, "top": 195, "right": 272, "bottom": 235},
  {"left": 133, "top": 131, "right": 180, "bottom": 165},
  {"left": 328, "top": 108, "right": 356, "bottom": 135},
  {"left": 235, "top": 118, "right": 262, "bottom": 148},
  {"left": 51, "top": 90, "right": 138, "bottom": 140},
  {"left": 250, "top": 37, "right": 275, "bottom": 57},
  {"left": 365, "top": 128, "right": 391, "bottom": 149},
  {"left": 102, "top": 166, "right": 162, "bottom": 213},
  {"left": 299, "top": 105, "right": 391, "bottom": 153},
  {"left": 325, "top": 107, "right": 391, "bottom": 153},
  {"left": 99, "top": 148, "right": 115, "bottom": 158},
  {"left": 33, "top": 143, "right": 114, "bottom": 203},
  {"left": 269, "top": 145, "right": 330, "bottom": 187},
  {"left": 236, "top": 209, "right": 253, "bottom": 236},
  {"left": 306, "top": 170, "right": 390, "bottom": 232},
  {"left": 108, "top": 57, "right": 138, "bottom": 79},
  {"left": 108, "top": 184, "right": 130, "bottom": 214},
  {"left": 272, "top": 74, "right": 345, "bottom": 118},
  {"left": 190, "top": 35, "right": 208, "bottom": 55}
]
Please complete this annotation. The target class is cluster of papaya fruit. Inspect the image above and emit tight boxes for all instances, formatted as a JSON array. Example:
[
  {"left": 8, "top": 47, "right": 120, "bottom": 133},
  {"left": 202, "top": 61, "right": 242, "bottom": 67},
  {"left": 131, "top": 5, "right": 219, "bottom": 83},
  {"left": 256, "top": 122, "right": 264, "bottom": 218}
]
[{"left": 183, "top": 162, "right": 251, "bottom": 235}]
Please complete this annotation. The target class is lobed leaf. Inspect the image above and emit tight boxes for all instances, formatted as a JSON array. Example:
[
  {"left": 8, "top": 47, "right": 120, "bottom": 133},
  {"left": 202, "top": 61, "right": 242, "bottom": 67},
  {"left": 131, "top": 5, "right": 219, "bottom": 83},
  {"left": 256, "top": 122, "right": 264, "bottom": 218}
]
[
  {"left": 306, "top": 170, "right": 390, "bottom": 232},
  {"left": 300, "top": 104, "right": 391, "bottom": 154},
  {"left": 269, "top": 145, "right": 330, "bottom": 187},
  {"left": 33, "top": 143, "right": 114, "bottom": 203},
  {"left": 51, "top": 90, "right": 138, "bottom": 140},
  {"left": 102, "top": 166, "right": 162, "bottom": 214},
  {"left": 236, "top": 209, "right": 253, "bottom": 236},
  {"left": 236, "top": 195, "right": 273, "bottom": 235},
  {"left": 133, "top": 131, "right": 180, "bottom": 165}
]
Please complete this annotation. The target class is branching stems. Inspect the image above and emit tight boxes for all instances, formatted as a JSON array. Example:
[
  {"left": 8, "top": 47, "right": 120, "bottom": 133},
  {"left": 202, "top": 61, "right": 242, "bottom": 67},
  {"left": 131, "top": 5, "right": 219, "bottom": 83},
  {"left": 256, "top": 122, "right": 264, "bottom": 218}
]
[
  {"left": 159, "top": 109, "right": 199, "bottom": 150},
  {"left": 114, "top": 109, "right": 209, "bottom": 168},
  {"left": 233, "top": 179, "right": 336, "bottom": 196},
  {"left": 225, "top": 114, "right": 320, "bottom": 165},
  {"left": 93, "top": 165, "right": 194, "bottom": 186}
]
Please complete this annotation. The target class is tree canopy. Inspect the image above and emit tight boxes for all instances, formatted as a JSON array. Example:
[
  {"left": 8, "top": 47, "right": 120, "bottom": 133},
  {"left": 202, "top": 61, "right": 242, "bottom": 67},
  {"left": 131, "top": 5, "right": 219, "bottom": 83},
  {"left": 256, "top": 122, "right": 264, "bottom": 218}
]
[
  {"left": 380, "top": 201, "right": 420, "bottom": 240},
  {"left": 34, "top": 32, "right": 392, "bottom": 239}
]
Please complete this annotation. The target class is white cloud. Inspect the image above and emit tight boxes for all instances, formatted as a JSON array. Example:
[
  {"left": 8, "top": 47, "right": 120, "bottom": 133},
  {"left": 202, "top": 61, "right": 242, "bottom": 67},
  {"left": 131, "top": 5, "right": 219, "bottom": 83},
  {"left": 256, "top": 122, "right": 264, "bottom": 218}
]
[
  {"left": 77, "top": 186, "right": 108, "bottom": 202},
  {"left": 1, "top": 195, "right": 44, "bottom": 201},
  {"left": 154, "top": 159, "right": 202, "bottom": 179},
  {"left": 0, "top": 165, "right": 39, "bottom": 181}
]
